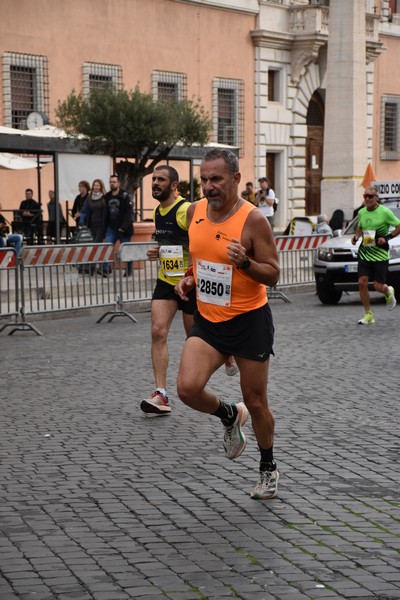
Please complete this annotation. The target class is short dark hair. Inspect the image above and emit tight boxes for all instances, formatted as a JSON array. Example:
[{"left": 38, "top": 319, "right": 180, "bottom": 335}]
[
  {"left": 202, "top": 148, "right": 239, "bottom": 174},
  {"left": 79, "top": 180, "right": 90, "bottom": 192},
  {"left": 246, "top": 181, "right": 253, "bottom": 187},
  {"left": 110, "top": 173, "right": 120, "bottom": 180},
  {"left": 25, "top": 188, "right": 33, "bottom": 194},
  {"left": 154, "top": 165, "right": 179, "bottom": 183},
  {"left": 258, "top": 177, "right": 269, "bottom": 183}
]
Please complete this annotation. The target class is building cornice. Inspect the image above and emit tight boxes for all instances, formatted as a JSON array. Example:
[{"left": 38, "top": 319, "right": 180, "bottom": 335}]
[
  {"left": 171, "top": 0, "right": 259, "bottom": 15},
  {"left": 251, "top": 29, "right": 293, "bottom": 51},
  {"left": 253, "top": 5, "right": 385, "bottom": 81},
  {"left": 366, "top": 39, "right": 386, "bottom": 63}
]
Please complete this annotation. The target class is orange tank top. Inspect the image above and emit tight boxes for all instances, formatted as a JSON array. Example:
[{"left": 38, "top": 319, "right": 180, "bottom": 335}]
[{"left": 189, "top": 199, "right": 268, "bottom": 323}]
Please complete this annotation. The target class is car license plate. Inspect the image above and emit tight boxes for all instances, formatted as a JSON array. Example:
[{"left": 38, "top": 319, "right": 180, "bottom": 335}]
[{"left": 344, "top": 264, "right": 358, "bottom": 273}]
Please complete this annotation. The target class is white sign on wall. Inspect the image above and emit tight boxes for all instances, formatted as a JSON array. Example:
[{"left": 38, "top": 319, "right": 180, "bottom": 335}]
[{"left": 371, "top": 180, "right": 400, "bottom": 200}]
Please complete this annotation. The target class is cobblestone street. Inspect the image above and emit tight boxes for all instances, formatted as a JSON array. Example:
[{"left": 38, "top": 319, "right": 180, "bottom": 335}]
[{"left": 1, "top": 290, "right": 399, "bottom": 600}]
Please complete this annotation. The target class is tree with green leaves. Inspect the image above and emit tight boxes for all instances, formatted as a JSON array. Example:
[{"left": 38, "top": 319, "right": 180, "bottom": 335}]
[
  {"left": 56, "top": 86, "right": 211, "bottom": 201},
  {"left": 178, "top": 177, "right": 202, "bottom": 202}
]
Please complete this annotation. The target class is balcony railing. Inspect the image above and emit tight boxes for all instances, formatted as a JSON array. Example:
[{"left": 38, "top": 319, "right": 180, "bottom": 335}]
[{"left": 289, "top": 6, "right": 329, "bottom": 37}]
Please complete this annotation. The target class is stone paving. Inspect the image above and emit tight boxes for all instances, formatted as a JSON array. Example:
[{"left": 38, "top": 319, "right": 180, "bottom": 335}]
[{"left": 0, "top": 289, "right": 399, "bottom": 600}]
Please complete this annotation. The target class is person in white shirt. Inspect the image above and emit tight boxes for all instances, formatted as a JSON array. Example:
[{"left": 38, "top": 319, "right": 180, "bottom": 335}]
[
  {"left": 314, "top": 214, "right": 333, "bottom": 236},
  {"left": 255, "top": 177, "right": 276, "bottom": 228}
]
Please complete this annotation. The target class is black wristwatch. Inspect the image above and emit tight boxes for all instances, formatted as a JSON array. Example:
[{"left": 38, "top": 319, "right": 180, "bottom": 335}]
[{"left": 238, "top": 257, "right": 251, "bottom": 270}]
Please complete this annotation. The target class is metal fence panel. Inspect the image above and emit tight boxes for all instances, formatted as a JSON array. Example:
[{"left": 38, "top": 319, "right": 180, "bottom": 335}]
[
  {"left": 275, "top": 234, "right": 331, "bottom": 287},
  {"left": 118, "top": 242, "right": 158, "bottom": 303},
  {"left": 4, "top": 236, "right": 332, "bottom": 322},
  {"left": 0, "top": 248, "right": 18, "bottom": 318},
  {"left": 20, "top": 243, "right": 116, "bottom": 315}
]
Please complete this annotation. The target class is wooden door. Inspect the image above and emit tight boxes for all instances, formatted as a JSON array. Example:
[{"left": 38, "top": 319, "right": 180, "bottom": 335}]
[{"left": 305, "top": 125, "right": 323, "bottom": 215}]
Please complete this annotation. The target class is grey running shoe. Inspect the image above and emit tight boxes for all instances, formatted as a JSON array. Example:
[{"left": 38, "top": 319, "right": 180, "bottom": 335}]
[
  {"left": 250, "top": 469, "right": 280, "bottom": 500},
  {"left": 223, "top": 402, "right": 249, "bottom": 459},
  {"left": 140, "top": 391, "right": 171, "bottom": 415}
]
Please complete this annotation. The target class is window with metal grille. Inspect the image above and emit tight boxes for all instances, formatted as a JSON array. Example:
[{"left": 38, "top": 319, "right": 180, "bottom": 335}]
[
  {"left": 152, "top": 71, "right": 187, "bottom": 102},
  {"left": 2, "top": 52, "right": 49, "bottom": 129},
  {"left": 381, "top": 95, "right": 400, "bottom": 160},
  {"left": 82, "top": 62, "right": 122, "bottom": 96},
  {"left": 212, "top": 78, "right": 244, "bottom": 155}
]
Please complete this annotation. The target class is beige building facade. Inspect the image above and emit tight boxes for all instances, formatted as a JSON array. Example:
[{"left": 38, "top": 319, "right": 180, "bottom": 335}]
[
  {"left": 0, "top": 0, "right": 257, "bottom": 220},
  {"left": 1, "top": 0, "right": 400, "bottom": 229},
  {"left": 254, "top": 0, "right": 400, "bottom": 227}
]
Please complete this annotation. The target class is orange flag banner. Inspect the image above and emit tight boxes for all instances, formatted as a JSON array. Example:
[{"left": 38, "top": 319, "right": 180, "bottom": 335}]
[{"left": 361, "top": 163, "right": 378, "bottom": 189}]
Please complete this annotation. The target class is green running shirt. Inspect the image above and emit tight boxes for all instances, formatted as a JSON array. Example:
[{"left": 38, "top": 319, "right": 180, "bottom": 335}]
[{"left": 357, "top": 205, "right": 400, "bottom": 262}]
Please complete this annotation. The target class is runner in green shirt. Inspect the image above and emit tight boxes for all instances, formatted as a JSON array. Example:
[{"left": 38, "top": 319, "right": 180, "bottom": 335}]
[{"left": 352, "top": 186, "right": 400, "bottom": 324}]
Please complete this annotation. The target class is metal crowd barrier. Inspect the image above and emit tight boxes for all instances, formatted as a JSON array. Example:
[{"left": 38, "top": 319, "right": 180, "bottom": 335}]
[
  {"left": 1, "top": 242, "right": 159, "bottom": 333},
  {"left": 2, "top": 235, "right": 332, "bottom": 333},
  {"left": 0, "top": 247, "right": 42, "bottom": 335},
  {"left": 269, "top": 234, "right": 332, "bottom": 302},
  {"left": 0, "top": 247, "right": 18, "bottom": 319},
  {"left": 0, "top": 247, "right": 19, "bottom": 330},
  {"left": 97, "top": 241, "right": 157, "bottom": 323},
  {"left": 20, "top": 243, "right": 116, "bottom": 316}
]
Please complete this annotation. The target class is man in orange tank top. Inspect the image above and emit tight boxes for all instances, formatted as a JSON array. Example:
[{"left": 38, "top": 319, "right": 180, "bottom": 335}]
[{"left": 175, "top": 148, "right": 281, "bottom": 500}]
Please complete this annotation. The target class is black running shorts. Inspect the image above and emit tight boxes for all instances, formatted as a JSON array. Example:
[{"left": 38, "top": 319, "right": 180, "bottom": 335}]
[
  {"left": 357, "top": 259, "right": 388, "bottom": 284},
  {"left": 188, "top": 303, "right": 274, "bottom": 362},
  {"left": 152, "top": 278, "right": 196, "bottom": 315}
]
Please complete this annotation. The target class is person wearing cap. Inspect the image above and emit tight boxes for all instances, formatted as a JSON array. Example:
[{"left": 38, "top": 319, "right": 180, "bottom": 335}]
[{"left": 352, "top": 186, "right": 400, "bottom": 324}]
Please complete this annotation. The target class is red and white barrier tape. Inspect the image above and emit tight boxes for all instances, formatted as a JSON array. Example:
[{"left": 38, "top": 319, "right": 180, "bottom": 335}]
[
  {"left": 0, "top": 248, "right": 17, "bottom": 268},
  {"left": 275, "top": 235, "right": 331, "bottom": 252},
  {"left": 21, "top": 244, "right": 115, "bottom": 267}
]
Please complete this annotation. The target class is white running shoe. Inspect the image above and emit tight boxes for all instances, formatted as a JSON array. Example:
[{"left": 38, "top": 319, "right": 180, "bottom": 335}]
[
  {"left": 223, "top": 402, "right": 249, "bottom": 459},
  {"left": 385, "top": 286, "right": 397, "bottom": 311},
  {"left": 250, "top": 469, "right": 280, "bottom": 500},
  {"left": 140, "top": 391, "right": 171, "bottom": 415},
  {"left": 225, "top": 355, "right": 239, "bottom": 377}
]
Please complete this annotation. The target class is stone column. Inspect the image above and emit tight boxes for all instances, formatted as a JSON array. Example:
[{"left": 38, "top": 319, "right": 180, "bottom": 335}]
[{"left": 321, "top": 0, "right": 368, "bottom": 221}]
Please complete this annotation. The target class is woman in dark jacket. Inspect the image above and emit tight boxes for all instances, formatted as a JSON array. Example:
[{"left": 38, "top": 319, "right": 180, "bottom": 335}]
[
  {"left": 79, "top": 179, "right": 106, "bottom": 242},
  {"left": 71, "top": 180, "right": 90, "bottom": 226}
]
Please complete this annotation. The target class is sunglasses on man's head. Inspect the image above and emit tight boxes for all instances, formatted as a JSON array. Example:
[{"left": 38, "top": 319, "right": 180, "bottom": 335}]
[{"left": 363, "top": 193, "right": 375, "bottom": 199}]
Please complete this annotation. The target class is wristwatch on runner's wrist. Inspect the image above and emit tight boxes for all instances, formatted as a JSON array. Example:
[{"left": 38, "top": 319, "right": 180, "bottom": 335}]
[{"left": 238, "top": 257, "right": 251, "bottom": 270}]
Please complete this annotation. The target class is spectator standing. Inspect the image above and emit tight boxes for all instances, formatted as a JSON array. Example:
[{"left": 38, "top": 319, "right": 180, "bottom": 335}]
[
  {"left": 79, "top": 179, "right": 106, "bottom": 242},
  {"left": 255, "top": 177, "right": 276, "bottom": 228},
  {"left": 241, "top": 181, "right": 256, "bottom": 205},
  {"left": 19, "top": 188, "right": 42, "bottom": 244},
  {"left": 314, "top": 214, "right": 333, "bottom": 236},
  {"left": 103, "top": 174, "right": 134, "bottom": 276},
  {"left": 0, "top": 203, "right": 23, "bottom": 255},
  {"left": 46, "top": 190, "right": 66, "bottom": 243},
  {"left": 175, "top": 148, "right": 280, "bottom": 500},
  {"left": 352, "top": 186, "right": 400, "bottom": 324},
  {"left": 71, "top": 181, "right": 90, "bottom": 227}
]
